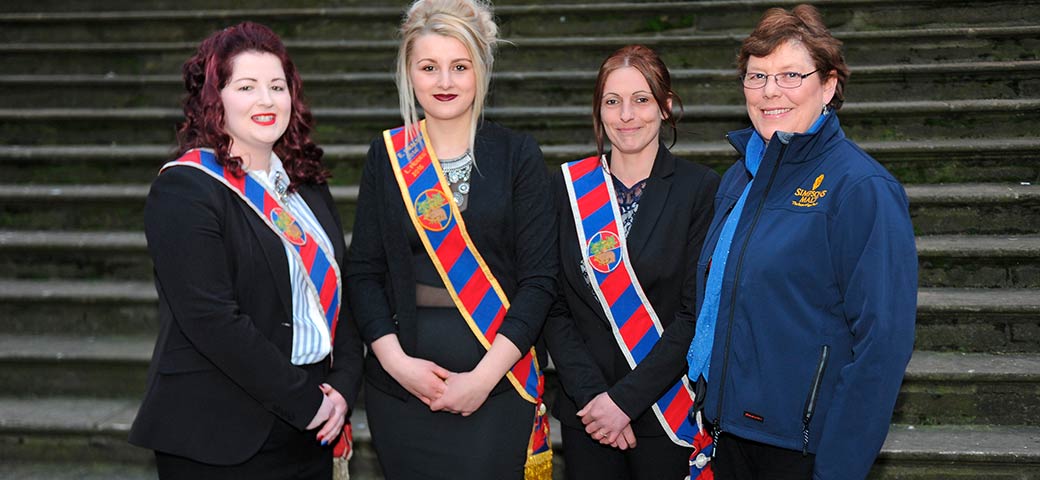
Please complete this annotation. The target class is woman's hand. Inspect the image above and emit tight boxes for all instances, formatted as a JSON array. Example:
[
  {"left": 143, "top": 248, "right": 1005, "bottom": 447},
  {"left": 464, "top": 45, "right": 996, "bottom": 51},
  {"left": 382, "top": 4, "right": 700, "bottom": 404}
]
[
  {"left": 611, "top": 424, "right": 638, "bottom": 450},
  {"left": 577, "top": 392, "right": 632, "bottom": 446},
  {"left": 429, "top": 370, "right": 496, "bottom": 416},
  {"left": 390, "top": 356, "right": 454, "bottom": 405},
  {"left": 371, "top": 334, "right": 453, "bottom": 405},
  {"left": 305, "top": 388, "right": 333, "bottom": 431},
  {"left": 428, "top": 335, "right": 523, "bottom": 415},
  {"left": 315, "top": 384, "right": 348, "bottom": 445}
]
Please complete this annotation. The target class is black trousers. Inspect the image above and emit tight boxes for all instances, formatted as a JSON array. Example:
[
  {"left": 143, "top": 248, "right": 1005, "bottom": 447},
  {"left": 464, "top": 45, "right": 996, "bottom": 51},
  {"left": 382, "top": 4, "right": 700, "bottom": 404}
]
[
  {"left": 712, "top": 432, "right": 814, "bottom": 480},
  {"left": 560, "top": 423, "right": 692, "bottom": 480},
  {"left": 154, "top": 360, "right": 333, "bottom": 480},
  {"left": 154, "top": 416, "right": 332, "bottom": 480}
]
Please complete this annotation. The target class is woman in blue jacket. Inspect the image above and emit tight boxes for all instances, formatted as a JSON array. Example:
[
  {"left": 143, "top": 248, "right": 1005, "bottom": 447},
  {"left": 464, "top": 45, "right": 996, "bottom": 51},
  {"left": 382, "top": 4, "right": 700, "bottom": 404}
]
[{"left": 686, "top": 5, "right": 918, "bottom": 479}]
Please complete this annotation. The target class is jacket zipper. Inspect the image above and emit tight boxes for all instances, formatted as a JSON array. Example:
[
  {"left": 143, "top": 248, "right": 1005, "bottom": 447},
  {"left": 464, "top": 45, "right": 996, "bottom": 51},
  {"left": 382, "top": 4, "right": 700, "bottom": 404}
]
[
  {"left": 802, "top": 345, "right": 830, "bottom": 455},
  {"left": 711, "top": 141, "right": 788, "bottom": 457}
]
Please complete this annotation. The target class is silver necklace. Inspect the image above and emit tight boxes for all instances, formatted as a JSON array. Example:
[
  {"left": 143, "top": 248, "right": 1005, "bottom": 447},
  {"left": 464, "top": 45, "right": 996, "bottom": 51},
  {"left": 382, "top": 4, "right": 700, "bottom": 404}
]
[
  {"left": 440, "top": 150, "right": 473, "bottom": 205},
  {"left": 272, "top": 171, "right": 289, "bottom": 202}
]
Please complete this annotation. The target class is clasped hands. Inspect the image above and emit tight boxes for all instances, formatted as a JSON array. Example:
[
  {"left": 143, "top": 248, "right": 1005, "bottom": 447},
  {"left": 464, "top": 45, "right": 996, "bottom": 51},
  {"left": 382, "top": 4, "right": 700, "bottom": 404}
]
[
  {"left": 393, "top": 355, "right": 494, "bottom": 416},
  {"left": 578, "top": 392, "right": 637, "bottom": 450}
]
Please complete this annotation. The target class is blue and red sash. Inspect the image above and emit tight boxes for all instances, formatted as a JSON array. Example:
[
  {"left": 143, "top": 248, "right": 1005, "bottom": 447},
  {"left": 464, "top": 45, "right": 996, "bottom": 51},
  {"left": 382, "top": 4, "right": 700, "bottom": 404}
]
[
  {"left": 384, "top": 121, "right": 551, "bottom": 479},
  {"left": 161, "top": 149, "right": 342, "bottom": 344},
  {"left": 561, "top": 156, "right": 713, "bottom": 465}
]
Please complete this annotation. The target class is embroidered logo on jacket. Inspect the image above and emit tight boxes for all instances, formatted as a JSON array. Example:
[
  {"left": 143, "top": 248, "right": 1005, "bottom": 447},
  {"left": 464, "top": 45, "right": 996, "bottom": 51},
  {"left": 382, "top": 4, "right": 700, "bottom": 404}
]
[{"left": 792, "top": 174, "right": 828, "bottom": 207}]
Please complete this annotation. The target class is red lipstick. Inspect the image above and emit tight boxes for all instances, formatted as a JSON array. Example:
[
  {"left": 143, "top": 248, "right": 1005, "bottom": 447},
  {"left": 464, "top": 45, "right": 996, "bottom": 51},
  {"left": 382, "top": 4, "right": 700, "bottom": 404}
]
[{"left": 251, "top": 113, "right": 276, "bottom": 126}]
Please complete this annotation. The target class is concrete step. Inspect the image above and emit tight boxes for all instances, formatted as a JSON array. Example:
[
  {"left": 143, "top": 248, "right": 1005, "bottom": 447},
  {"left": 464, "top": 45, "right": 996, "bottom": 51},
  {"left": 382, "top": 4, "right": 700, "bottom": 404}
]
[
  {"left": 916, "top": 288, "right": 1040, "bottom": 354},
  {"left": 0, "top": 334, "right": 151, "bottom": 398},
  {"left": 3, "top": 229, "right": 1037, "bottom": 287},
  {"left": 0, "top": 398, "right": 381, "bottom": 478},
  {"left": 895, "top": 351, "right": 1040, "bottom": 426},
  {"left": 1, "top": 396, "right": 1038, "bottom": 479},
  {"left": 0, "top": 462, "right": 156, "bottom": 480},
  {"left": 0, "top": 282, "right": 1036, "bottom": 354},
  {"left": 3, "top": 138, "right": 1037, "bottom": 186},
  {"left": 0, "top": 184, "right": 151, "bottom": 231},
  {"left": 0, "top": 397, "right": 148, "bottom": 464},
  {"left": 870, "top": 424, "right": 1040, "bottom": 479},
  {"left": 917, "top": 235, "right": 1040, "bottom": 288},
  {"left": 2, "top": 25, "right": 1037, "bottom": 75},
  {"left": 0, "top": 279, "right": 158, "bottom": 337},
  {"left": 3, "top": 1, "right": 1037, "bottom": 43},
  {"left": 3, "top": 183, "right": 1037, "bottom": 236},
  {"left": 3, "top": 98, "right": 1038, "bottom": 146},
  {"left": 0, "top": 231, "right": 152, "bottom": 281},
  {"left": 4, "top": 61, "right": 1039, "bottom": 109},
  {"left": 906, "top": 184, "right": 1040, "bottom": 235}
]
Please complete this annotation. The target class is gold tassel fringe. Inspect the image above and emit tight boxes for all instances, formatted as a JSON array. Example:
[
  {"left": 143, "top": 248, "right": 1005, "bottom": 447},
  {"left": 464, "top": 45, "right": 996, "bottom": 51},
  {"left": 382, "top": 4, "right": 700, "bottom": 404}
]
[{"left": 524, "top": 449, "right": 553, "bottom": 480}]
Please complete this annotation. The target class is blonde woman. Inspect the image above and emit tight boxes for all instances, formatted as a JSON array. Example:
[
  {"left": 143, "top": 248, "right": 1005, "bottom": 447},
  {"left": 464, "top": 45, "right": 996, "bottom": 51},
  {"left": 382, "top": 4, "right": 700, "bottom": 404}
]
[{"left": 345, "top": 1, "right": 556, "bottom": 478}]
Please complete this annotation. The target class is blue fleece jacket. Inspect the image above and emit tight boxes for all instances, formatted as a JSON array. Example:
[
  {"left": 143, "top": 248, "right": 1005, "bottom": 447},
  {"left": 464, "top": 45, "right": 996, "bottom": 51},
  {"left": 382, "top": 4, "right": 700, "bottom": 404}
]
[{"left": 697, "top": 113, "right": 917, "bottom": 480}]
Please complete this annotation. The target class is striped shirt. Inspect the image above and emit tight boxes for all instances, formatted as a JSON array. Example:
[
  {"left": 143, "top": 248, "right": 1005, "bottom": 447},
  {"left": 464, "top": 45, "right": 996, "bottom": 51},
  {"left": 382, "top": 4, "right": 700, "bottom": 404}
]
[{"left": 248, "top": 154, "right": 334, "bottom": 365}]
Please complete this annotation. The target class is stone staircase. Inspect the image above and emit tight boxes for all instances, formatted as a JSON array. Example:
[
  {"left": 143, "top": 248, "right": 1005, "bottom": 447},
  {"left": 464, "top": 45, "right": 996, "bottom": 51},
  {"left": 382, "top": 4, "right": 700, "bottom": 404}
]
[{"left": 1, "top": 0, "right": 1038, "bottom": 478}]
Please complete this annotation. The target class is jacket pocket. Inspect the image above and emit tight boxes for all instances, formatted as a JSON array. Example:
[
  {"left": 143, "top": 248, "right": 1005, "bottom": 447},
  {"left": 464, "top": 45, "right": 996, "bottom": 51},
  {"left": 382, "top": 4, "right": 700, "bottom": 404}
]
[{"left": 801, "top": 344, "right": 830, "bottom": 455}]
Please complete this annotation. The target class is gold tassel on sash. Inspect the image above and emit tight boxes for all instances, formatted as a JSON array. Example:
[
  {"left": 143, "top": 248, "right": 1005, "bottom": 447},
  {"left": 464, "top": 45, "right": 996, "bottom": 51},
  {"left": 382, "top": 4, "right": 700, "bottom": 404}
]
[{"left": 524, "top": 401, "right": 553, "bottom": 480}]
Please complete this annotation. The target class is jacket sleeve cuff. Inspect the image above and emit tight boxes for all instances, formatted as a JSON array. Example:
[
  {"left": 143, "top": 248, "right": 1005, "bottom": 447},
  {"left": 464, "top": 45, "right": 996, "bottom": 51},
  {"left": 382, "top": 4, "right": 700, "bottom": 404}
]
[
  {"left": 606, "top": 388, "right": 641, "bottom": 422},
  {"left": 359, "top": 319, "right": 397, "bottom": 345},
  {"left": 264, "top": 374, "right": 324, "bottom": 430},
  {"left": 495, "top": 325, "right": 534, "bottom": 356}
]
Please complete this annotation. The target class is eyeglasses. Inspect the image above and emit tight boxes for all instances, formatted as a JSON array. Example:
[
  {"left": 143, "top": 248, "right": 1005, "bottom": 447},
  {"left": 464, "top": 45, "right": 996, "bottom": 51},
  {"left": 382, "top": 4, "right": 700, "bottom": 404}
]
[{"left": 741, "top": 69, "right": 819, "bottom": 89}]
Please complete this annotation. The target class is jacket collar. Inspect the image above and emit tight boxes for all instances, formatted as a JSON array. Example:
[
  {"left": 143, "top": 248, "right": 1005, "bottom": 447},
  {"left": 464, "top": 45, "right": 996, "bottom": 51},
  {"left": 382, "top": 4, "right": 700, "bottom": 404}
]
[{"left": 727, "top": 112, "right": 845, "bottom": 165}]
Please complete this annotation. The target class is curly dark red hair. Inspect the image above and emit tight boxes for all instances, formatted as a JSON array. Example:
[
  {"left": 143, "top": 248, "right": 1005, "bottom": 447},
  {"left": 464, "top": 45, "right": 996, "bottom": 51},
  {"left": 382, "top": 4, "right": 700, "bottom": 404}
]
[{"left": 176, "top": 21, "right": 328, "bottom": 188}]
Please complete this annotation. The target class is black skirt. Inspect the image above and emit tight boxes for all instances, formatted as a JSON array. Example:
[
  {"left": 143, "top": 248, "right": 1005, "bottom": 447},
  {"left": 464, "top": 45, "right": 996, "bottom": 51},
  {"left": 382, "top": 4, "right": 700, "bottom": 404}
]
[{"left": 366, "top": 307, "right": 535, "bottom": 480}]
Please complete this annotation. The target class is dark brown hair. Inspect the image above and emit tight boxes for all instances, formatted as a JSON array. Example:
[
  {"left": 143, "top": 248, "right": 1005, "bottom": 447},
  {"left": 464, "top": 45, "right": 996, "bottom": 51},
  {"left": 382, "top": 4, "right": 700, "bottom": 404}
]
[
  {"left": 177, "top": 21, "right": 328, "bottom": 188},
  {"left": 738, "top": 4, "right": 850, "bottom": 110},
  {"left": 592, "top": 44, "right": 683, "bottom": 159}
]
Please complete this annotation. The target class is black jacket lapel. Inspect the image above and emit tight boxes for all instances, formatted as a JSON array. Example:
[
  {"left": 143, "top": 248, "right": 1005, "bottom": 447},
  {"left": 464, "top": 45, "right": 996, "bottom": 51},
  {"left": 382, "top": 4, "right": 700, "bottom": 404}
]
[
  {"left": 624, "top": 143, "right": 675, "bottom": 266},
  {"left": 241, "top": 200, "right": 294, "bottom": 321}
]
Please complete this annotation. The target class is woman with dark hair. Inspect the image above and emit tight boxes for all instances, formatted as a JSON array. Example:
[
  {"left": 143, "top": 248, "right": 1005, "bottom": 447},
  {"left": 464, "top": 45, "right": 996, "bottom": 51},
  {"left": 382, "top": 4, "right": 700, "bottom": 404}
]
[
  {"left": 543, "top": 44, "right": 719, "bottom": 480},
  {"left": 686, "top": 5, "right": 917, "bottom": 479},
  {"left": 129, "top": 21, "right": 363, "bottom": 479}
]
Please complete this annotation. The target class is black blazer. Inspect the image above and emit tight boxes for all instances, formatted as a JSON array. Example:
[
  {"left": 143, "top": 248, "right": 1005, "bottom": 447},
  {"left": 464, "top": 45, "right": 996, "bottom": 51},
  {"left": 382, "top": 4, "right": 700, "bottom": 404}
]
[
  {"left": 543, "top": 144, "right": 720, "bottom": 436},
  {"left": 129, "top": 164, "right": 364, "bottom": 465},
  {"left": 346, "top": 121, "right": 558, "bottom": 400}
]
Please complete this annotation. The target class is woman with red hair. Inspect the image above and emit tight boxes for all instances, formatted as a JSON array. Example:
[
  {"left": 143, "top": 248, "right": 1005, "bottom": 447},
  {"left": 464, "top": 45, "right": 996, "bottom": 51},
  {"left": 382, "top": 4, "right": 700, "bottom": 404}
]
[{"left": 129, "top": 22, "right": 363, "bottom": 479}]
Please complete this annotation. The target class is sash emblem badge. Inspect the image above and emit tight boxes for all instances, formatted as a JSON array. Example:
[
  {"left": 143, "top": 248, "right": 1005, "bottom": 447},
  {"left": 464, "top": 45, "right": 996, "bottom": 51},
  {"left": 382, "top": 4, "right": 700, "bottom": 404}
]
[{"left": 587, "top": 231, "right": 622, "bottom": 273}]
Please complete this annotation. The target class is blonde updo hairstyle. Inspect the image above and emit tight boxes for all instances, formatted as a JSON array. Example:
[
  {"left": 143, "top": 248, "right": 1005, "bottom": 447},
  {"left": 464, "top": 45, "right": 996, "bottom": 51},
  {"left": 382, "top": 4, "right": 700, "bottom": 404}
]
[{"left": 396, "top": 0, "right": 499, "bottom": 151}]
